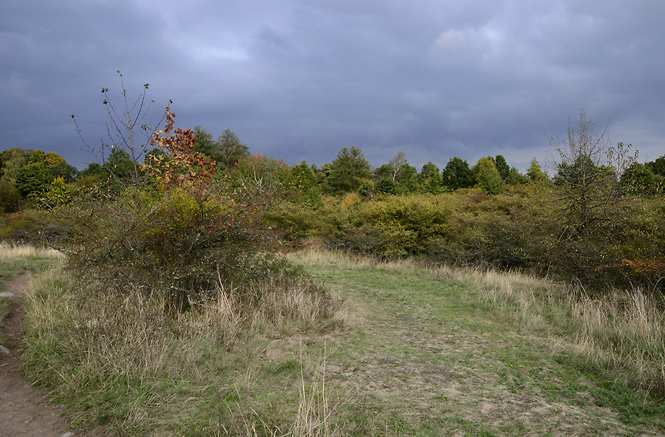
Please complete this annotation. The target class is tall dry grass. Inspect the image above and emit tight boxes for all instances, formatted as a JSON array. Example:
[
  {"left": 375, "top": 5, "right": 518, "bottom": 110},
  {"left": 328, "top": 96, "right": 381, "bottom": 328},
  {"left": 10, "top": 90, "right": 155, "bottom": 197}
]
[
  {"left": 292, "top": 344, "right": 334, "bottom": 437},
  {"left": 430, "top": 262, "right": 665, "bottom": 398},
  {"left": 24, "top": 269, "right": 333, "bottom": 379},
  {"left": 0, "top": 242, "right": 64, "bottom": 260},
  {"left": 566, "top": 288, "right": 665, "bottom": 395},
  {"left": 20, "top": 261, "right": 338, "bottom": 433}
]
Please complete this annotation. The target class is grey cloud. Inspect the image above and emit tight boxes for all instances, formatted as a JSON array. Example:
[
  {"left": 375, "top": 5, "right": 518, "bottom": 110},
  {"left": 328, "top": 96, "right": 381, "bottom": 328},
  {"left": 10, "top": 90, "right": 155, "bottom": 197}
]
[{"left": 1, "top": 0, "right": 664, "bottom": 172}]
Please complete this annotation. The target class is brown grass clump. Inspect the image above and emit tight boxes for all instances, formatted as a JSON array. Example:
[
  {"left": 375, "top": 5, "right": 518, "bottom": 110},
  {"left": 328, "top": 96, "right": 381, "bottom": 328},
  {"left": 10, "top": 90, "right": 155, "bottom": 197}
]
[
  {"left": 19, "top": 253, "right": 339, "bottom": 432},
  {"left": 0, "top": 242, "right": 64, "bottom": 260}
]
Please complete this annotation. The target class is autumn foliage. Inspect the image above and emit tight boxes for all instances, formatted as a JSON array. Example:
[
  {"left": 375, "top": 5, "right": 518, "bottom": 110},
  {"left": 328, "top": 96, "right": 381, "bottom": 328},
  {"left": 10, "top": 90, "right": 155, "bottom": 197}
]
[{"left": 146, "top": 107, "right": 216, "bottom": 191}]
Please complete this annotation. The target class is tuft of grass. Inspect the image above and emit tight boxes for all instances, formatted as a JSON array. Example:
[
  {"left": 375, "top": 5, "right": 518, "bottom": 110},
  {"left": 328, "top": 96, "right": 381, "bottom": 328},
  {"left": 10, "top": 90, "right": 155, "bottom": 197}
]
[
  {"left": 292, "top": 343, "right": 336, "bottom": 437},
  {"left": 0, "top": 242, "right": 65, "bottom": 261}
]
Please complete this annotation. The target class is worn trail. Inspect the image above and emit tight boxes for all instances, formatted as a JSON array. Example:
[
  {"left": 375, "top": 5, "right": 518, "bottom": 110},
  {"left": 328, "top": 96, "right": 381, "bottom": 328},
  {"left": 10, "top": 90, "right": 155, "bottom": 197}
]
[{"left": 0, "top": 270, "right": 77, "bottom": 437}]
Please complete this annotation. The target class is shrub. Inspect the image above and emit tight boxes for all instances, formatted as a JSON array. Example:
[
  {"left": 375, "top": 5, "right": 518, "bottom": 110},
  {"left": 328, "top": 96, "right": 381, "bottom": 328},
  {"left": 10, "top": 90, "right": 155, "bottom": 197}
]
[
  {"left": 0, "top": 209, "right": 69, "bottom": 245},
  {"left": 324, "top": 194, "right": 453, "bottom": 258},
  {"left": 55, "top": 107, "right": 330, "bottom": 314},
  {"left": 0, "top": 181, "right": 21, "bottom": 213},
  {"left": 375, "top": 178, "right": 396, "bottom": 195}
]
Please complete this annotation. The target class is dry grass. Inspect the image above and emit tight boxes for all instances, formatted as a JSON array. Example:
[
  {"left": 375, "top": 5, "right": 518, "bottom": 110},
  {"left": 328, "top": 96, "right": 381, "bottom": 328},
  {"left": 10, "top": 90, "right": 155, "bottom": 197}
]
[
  {"left": 566, "top": 288, "right": 665, "bottom": 395},
  {"left": 0, "top": 242, "right": 64, "bottom": 260},
  {"left": 290, "top": 243, "right": 421, "bottom": 273},
  {"left": 295, "top": 246, "right": 665, "bottom": 400},
  {"left": 427, "top": 260, "right": 665, "bottom": 399},
  {"left": 291, "top": 343, "right": 335, "bottom": 437},
  {"left": 20, "top": 257, "right": 339, "bottom": 434}
]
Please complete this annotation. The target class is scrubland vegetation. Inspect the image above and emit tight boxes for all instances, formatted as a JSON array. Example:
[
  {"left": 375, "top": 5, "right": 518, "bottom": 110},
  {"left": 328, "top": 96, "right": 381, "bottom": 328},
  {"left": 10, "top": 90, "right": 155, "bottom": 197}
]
[{"left": 1, "top": 79, "right": 665, "bottom": 434}]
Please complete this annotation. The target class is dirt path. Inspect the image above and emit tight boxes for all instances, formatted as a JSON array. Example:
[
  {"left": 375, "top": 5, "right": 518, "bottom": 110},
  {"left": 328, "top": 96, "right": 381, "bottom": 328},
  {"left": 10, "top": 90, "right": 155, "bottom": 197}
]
[{"left": 0, "top": 270, "right": 78, "bottom": 437}]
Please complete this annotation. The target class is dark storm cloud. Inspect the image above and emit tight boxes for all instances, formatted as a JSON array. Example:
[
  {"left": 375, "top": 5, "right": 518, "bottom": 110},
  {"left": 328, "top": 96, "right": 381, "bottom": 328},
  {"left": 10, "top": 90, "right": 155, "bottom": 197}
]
[{"left": 2, "top": 0, "right": 664, "bottom": 172}]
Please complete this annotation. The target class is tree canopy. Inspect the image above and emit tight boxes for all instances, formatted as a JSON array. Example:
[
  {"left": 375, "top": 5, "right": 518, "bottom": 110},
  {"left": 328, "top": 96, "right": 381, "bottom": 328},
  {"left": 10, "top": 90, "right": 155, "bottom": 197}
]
[
  {"left": 326, "top": 146, "right": 372, "bottom": 194},
  {"left": 441, "top": 157, "right": 474, "bottom": 190}
]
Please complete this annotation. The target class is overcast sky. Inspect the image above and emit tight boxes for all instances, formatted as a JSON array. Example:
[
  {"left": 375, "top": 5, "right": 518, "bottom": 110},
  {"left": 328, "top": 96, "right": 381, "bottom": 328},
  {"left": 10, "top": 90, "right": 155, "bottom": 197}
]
[{"left": 2, "top": 0, "right": 664, "bottom": 172}]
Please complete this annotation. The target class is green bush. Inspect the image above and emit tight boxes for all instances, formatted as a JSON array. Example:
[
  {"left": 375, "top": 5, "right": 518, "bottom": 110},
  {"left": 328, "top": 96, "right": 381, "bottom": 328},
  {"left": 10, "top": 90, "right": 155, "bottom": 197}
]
[
  {"left": 0, "top": 209, "right": 67, "bottom": 245},
  {"left": 55, "top": 181, "right": 292, "bottom": 309},
  {"left": 296, "top": 184, "right": 665, "bottom": 293},
  {"left": 323, "top": 194, "right": 453, "bottom": 258},
  {"left": 0, "top": 181, "right": 21, "bottom": 213}
]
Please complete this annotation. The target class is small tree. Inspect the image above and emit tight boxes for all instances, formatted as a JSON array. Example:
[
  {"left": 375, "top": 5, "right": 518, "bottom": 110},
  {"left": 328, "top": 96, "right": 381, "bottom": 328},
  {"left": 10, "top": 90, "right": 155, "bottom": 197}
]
[
  {"left": 72, "top": 70, "right": 167, "bottom": 186},
  {"left": 326, "top": 146, "right": 372, "bottom": 194},
  {"left": 290, "top": 160, "right": 322, "bottom": 206},
  {"left": 192, "top": 126, "right": 217, "bottom": 159},
  {"left": 46, "top": 152, "right": 78, "bottom": 182},
  {"left": 0, "top": 181, "right": 21, "bottom": 213},
  {"left": 376, "top": 178, "right": 397, "bottom": 195},
  {"left": 61, "top": 103, "right": 287, "bottom": 311},
  {"left": 646, "top": 155, "right": 665, "bottom": 177},
  {"left": 473, "top": 157, "right": 505, "bottom": 195},
  {"left": 506, "top": 167, "right": 528, "bottom": 185},
  {"left": 146, "top": 107, "right": 217, "bottom": 192},
  {"left": 494, "top": 155, "right": 510, "bottom": 181},
  {"left": 217, "top": 129, "right": 250, "bottom": 170},
  {"left": 441, "top": 157, "right": 474, "bottom": 190},
  {"left": 526, "top": 157, "right": 548, "bottom": 183},
  {"left": 388, "top": 151, "right": 407, "bottom": 181},
  {"left": 45, "top": 176, "right": 72, "bottom": 205},
  {"left": 0, "top": 149, "right": 30, "bottom": 186},
  {"left": 550, "top": 110, "right": 637, "bottom": 235},
  {"left": 619, "top": 162, "right": 657, "bottom": 195},
  {"left": 420, "top": 162, "right": 443, "bottom": 194},
  {"left": 14, "top": 162, "right": 51, "bottom": 197}
]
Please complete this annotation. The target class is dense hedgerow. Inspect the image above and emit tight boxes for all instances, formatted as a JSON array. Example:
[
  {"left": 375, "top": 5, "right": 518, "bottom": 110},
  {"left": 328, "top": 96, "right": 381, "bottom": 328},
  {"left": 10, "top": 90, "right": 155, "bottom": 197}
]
[{"left": 267, "top": 184, "right": 665, "bottom": 294}]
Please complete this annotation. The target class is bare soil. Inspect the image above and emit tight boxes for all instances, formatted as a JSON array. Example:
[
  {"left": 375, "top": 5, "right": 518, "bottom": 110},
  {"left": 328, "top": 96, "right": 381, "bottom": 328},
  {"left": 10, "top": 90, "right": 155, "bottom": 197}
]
[{"left": 0, "top": 270, "right": 78, "bottom": 437}]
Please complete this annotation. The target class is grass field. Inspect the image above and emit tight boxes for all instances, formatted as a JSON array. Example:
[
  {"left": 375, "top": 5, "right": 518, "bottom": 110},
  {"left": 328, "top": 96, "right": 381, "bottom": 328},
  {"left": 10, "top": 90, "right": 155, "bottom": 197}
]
[{"left": 4, "top": 245, "right": 665, "bottom": 435}]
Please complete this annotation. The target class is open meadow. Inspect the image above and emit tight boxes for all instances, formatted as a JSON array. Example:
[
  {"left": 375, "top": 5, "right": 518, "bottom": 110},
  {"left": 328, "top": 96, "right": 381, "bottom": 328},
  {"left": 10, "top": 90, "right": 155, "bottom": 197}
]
[{"left": 2, "top": 243, "right": 664, "bottom": 435}]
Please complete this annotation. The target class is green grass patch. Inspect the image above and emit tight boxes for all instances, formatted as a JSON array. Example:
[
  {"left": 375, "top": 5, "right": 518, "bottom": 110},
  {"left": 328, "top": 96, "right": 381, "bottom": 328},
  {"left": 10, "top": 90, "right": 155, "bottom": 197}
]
[{"left": 11, "top": 246, "right": 665, "bottom": 435}]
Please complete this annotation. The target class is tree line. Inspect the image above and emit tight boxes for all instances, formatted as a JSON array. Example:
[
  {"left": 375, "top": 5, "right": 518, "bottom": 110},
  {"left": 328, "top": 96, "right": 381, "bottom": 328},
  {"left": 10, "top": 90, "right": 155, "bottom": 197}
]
[
  {"left": 2, "top": 87, "right": 665, "bottom": 294},
  {"left": 3, "top": 124, "right": 664, "bottom": 213}
]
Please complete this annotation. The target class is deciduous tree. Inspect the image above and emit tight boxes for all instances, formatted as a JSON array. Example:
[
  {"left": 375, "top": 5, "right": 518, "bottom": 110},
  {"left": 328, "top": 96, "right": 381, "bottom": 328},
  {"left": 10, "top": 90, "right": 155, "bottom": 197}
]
[
  {"left": 441, "top": 157, "right": 474, "bottom": 190},
  {"left": 473, "top": 157, "right": 505, "bottom": 195},
  {"left": 14, "top": 161, "right": 50, "bottom": 197},
  {"left": 420, "top": 162, "right": 443, "bottom": 194},
  {"left": 0, "top": 149, "right": 30, "bottom": 186},
  {"left": 619, "top": 162, "right": 657, "bottom": 195},
  {"left": 72, "top": 70, "right": 167, "bottom": 185},
  {"left": 388, "top": 151, "right": 407, "bottom": 181},
  {"left": 550, "top": 110, "right": 636, "bottom": 234}
]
